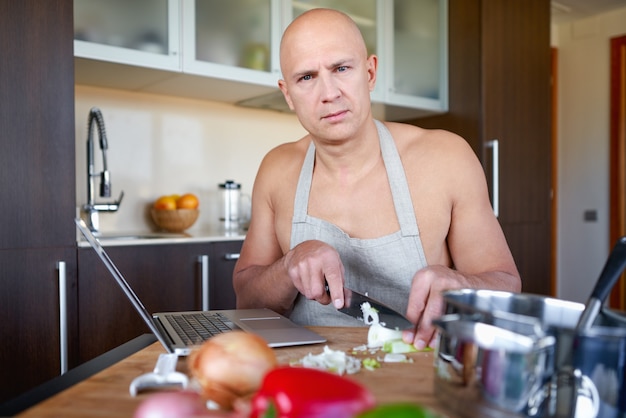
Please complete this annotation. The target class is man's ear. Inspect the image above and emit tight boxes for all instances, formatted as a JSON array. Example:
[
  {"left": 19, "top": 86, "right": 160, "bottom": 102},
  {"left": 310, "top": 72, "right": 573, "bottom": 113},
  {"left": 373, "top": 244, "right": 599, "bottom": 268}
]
[
  {"left": 278, "top": 79, "right": 295, "bottom": 111},
  {"left": 366, "top": 54, "right": 378, "bottom": 92}
]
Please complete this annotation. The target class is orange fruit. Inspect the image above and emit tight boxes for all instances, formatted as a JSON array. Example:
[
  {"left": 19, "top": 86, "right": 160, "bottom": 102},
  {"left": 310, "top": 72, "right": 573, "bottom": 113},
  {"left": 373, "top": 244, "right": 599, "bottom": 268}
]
[
  {"left": 176, "top": 193, "right": 199, "bottom": 209},
  {"left": 153, "top": 195, "right": 177, "bottom": 210}
]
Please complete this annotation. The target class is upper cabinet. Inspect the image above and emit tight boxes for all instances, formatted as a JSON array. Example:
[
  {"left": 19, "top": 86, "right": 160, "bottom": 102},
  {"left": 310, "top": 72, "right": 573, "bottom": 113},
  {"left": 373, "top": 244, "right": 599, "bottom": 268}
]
[
  {"left": 73, "top": 0, "right": 447, "bottom": 121},
  {"left": 184, "top": 0, "right": 277, "bottom": 84}
]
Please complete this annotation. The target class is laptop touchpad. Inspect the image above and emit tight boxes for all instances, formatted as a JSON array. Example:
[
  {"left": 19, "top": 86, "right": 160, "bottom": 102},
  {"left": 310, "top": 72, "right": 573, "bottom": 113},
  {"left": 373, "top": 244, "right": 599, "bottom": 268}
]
[{"left": 240, "top": 317, "right": 298, "bottom": 330}]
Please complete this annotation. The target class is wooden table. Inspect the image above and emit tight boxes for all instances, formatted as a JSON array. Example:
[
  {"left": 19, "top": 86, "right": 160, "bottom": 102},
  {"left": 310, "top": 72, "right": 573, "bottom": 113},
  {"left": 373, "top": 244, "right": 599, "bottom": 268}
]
[{"left": 16, "top": 327, "right": 447, "bottom": 417}]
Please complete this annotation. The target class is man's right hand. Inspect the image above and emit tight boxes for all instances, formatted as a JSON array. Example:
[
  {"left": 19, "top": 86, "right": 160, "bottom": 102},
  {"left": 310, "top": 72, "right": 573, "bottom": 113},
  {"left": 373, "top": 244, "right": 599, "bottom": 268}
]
[{"left": 283, "top": 240, "right": 346, "bottom": 309}]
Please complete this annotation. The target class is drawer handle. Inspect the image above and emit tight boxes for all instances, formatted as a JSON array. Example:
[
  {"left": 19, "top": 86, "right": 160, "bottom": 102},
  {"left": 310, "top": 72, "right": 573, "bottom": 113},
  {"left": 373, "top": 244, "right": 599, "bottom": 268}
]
[
  {"left": 224, "top": 253, "right": 240, "bottom": 261},
  {"left": 198, "top": 255, "right": 209, "bottom": 311}
]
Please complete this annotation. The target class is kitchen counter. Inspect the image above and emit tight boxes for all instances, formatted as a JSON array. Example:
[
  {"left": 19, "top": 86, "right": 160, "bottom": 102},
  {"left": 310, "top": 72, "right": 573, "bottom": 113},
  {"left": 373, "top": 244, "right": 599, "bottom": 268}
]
[
  {"left": 14, "top": 327, "right": 447, "bottom": 417},
  {"left": 77, "top": 227, "right": 246, "bottom": 247}
]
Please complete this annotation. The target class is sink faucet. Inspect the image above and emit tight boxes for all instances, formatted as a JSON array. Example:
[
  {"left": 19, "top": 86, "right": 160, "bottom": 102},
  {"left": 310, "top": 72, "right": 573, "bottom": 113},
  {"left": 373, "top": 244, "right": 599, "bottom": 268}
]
[{"left": 82, "top": 107, "right": 124, "bottom": 233}]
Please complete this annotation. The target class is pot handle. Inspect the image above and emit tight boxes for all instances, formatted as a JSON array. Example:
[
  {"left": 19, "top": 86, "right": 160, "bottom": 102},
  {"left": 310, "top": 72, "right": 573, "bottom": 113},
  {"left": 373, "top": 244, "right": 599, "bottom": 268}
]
[
  {"left": 433, "top": 314, "right": 552, "bottom": 353},
  {"left": 527, "top": 367, "right": 600, "bottom": 418},
  {"left": 577, "top": 235, "right": 626, "bottom": 332}
]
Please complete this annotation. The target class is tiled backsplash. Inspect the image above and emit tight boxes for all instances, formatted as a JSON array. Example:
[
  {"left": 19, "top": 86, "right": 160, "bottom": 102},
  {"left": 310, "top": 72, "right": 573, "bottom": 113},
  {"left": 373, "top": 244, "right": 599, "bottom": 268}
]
[{"left": 75, "top": 85, "right": 305, "bottom": 233}]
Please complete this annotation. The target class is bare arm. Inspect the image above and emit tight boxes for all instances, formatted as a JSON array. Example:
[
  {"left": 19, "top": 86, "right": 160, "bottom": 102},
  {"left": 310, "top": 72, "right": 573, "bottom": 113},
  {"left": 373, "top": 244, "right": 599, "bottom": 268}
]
[
  {"left": 401, "top": 131, "right": 521, "bottom": 349},
  {"left": 232, "top": 145, "right": 346, "bottom": 315}
]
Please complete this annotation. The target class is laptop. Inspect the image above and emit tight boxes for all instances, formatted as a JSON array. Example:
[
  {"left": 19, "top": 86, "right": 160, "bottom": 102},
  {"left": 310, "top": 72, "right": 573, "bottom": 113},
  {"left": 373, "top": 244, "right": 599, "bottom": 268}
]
[{"left": 75, "top": 218, "right": 326, "bottom": 355}]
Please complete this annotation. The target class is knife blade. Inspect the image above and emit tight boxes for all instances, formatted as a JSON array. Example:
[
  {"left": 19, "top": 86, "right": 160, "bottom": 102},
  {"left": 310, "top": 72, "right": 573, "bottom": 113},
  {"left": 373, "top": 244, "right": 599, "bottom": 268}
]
[{"left": 335, "top": 287, "right": 414, "bottom": 330}]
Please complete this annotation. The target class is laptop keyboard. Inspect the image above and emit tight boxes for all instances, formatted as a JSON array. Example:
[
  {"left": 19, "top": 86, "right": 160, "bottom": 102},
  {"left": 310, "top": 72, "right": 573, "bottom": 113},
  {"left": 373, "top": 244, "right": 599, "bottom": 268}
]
[{"left": 165, "top": 312, "right": 235, "bottom": 345}]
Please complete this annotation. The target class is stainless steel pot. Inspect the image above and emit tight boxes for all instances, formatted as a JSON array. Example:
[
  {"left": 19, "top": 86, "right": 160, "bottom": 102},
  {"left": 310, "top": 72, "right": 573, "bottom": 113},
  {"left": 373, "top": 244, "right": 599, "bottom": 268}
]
[
  {"left": 434, "top": 313, "right": 556, "bottom": 416},
  {"left": 435, "top": 291, "right": 626, "bottom": 417},
  {"left": 435, "top": 237, "right": 626, "bottom": 417}
]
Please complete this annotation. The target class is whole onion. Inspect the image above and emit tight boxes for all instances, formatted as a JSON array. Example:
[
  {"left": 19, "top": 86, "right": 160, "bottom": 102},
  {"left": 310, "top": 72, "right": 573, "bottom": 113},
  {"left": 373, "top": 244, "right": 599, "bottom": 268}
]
[
  {"left": 188, "top": 331, "right": 277, "bottom": 410},
  {"left": 133, "top": 390, "right": 211, "bottom": 418}
]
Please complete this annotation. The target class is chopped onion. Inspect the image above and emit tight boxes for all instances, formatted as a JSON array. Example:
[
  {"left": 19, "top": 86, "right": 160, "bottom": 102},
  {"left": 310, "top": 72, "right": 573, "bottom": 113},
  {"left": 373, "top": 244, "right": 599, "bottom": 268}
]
[
  {"left": 383, "top": 353, "right": 408, "bottom": 363},
  {"left": 362, "top": 358, "right": 381, "bottom": 371},
  {"left": 360, "top": 302, "right": 380, "bottom": 325},
  {"left": 367, "top": 323, "right": 404, "bottom": 348},
  {"left": 382, "top": 339, "right": 418, "bottom": 354},
  {"left": 296, "top": 345, "right": 361, "bottom": 375}
]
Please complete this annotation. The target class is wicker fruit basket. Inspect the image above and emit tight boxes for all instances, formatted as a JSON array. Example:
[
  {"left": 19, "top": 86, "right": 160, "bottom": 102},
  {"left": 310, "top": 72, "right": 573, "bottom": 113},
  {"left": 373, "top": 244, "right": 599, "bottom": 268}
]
[{"left": 151, "top": 209, "right": 199, "bottom": 232}]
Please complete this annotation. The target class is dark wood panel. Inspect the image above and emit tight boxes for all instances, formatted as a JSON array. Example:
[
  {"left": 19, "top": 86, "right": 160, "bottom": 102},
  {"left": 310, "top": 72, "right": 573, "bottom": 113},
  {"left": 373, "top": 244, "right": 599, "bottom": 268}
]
[
  {"left": 209, "top": 241, "right": 242, "bottom": 310},
  {"left": 0, "top": 247, "right": 78, "bottom": 404},
  {"left": 0, "top": 0, "right": 76, "bottom": 250},
  {"left": 412, "top": 0, "right": 553, "bottom": 296},
  {"left": 501, "top": 223, "right": 551, "bottom": 295},
  {"left": 77, "top": 244, "right": 205, "bottom": 364},
  {"left": 481, "top": 0, "right": 552, "bottom": 224}
]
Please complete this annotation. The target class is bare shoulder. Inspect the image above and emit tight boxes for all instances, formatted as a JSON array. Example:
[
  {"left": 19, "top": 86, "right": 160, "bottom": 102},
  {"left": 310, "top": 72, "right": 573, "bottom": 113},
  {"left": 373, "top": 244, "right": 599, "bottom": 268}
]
[
  {"left": 383, "top": 121, "right": 480, "bottom": 173},
  {"left": 256, "top": 137, "right": 310, "bottom": 192},
  {"left": 259, "top": 137, "right": 310, "bottom": 172}
]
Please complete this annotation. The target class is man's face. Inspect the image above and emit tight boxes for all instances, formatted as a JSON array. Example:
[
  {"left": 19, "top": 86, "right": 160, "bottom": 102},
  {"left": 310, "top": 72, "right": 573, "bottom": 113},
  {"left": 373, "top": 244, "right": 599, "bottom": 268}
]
[{"left": 278, "top": 15, "right": 377, "bottom": 142}]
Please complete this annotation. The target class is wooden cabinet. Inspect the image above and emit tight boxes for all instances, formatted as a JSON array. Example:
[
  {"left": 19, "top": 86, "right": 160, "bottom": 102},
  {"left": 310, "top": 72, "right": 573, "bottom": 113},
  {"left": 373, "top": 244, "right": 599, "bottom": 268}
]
[
  {"left": 77, "top": 240, "right": 242, "bottom": 363},
  {"left": 207, "top": 240, "right": 242, "bottom": 310},
  {"left": 0, "top": 249, "right": 77, "bottom": 404},
  {"left": 0, "top": 0, "right": 76, "bottom": 404},
  {"left": 416, "top": 0, "right": 552, "bottom": 295}
]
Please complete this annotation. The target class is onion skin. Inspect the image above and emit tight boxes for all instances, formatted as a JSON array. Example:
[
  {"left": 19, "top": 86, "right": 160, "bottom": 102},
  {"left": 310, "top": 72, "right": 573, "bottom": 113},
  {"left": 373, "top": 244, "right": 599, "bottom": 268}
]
[{"left": 188, "top": 331, "right": 277, "bottom": 410}]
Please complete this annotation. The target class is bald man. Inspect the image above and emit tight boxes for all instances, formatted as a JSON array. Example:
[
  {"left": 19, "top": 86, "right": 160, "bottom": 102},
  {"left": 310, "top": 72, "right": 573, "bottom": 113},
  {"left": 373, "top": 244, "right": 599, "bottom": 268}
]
[{"left": 233, "top": 8, "right": 520, "bottom": 349}]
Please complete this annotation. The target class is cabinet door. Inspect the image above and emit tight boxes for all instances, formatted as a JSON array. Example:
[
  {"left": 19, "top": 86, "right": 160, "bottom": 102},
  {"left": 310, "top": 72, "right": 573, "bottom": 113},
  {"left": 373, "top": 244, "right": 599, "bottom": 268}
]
[
  {"left": 77, "top": 244, "right": 201, "bottom": 363},
  {"left": 382, "top": 0, "right": 448, "bottom": 114},
  {"left": 183, "top": 0, "right": 278, "bottom": 86},
  {"left": 417, "top": 0, "right": 552, "bottom": 295},
  {"left": 74, "top": 0, "right": 181, "bottom": 71},
  {"left": 480, "top": 0, "right": 552, "bottom": 295},
  {"left": 0, "top": 0, "right": 75, "bottom": 250},
  {"left": 208, "top": 241, "right": 242, "bottom": 310},
  {"left": 0, "top": 248, "right": 77, "bottom": 404}
]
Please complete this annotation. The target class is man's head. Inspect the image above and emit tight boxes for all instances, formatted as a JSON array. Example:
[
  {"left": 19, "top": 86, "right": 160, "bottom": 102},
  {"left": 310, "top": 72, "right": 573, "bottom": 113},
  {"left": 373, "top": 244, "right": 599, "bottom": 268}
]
[{"left": 278, "top": 8, "right": 377, "bottom": 141}]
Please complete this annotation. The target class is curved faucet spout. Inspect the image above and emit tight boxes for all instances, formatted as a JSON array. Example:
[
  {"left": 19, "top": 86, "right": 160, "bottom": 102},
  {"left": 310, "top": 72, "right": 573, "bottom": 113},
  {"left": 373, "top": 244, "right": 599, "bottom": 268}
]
[{"left": 83, "top": 108, "right": 124, "bottom": 233}]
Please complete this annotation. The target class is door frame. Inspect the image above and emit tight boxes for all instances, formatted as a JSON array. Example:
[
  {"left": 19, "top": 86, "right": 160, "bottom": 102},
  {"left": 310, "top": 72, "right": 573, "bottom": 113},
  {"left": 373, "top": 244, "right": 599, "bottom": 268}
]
[
  {"left": 551, "top": 47, "right": 558, "bottom": 296},
  {"left": 609, "top": 35, "right": 626, "bottom": 309}
]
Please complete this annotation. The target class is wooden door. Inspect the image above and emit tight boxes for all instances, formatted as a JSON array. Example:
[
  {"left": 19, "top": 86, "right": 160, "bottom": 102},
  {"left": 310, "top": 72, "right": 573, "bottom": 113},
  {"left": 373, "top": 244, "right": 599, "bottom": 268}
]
[
  {"left": 0, "top": 248, "right": 77, "bottom": 404},
  {"left": 0, "top": 0, "right": 75, "bottom": 250},
  {"left": 415, "top": 0, "right": 553, "bottom": 295},
  {"left": 481, "top": 0, "right": 552, "bottom": 295}
]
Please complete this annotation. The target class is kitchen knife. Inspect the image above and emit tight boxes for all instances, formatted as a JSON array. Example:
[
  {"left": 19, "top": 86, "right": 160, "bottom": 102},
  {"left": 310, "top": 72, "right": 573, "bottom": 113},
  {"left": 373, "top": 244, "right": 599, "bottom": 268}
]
[{"left": 334, "top": 286, "right": 414, "bottom": 330}]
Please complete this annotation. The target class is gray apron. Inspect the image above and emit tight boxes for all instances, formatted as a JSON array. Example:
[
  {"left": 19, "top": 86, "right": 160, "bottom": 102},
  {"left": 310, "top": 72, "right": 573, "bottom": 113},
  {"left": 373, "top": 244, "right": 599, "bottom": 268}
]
[{"left": 289, "top": 120, "right": 428, "bottom": 326}]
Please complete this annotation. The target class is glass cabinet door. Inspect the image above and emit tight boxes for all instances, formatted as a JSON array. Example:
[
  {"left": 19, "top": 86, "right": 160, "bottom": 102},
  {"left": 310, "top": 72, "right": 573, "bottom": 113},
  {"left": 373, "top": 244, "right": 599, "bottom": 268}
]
[
  {"left": 186, "top": 0, "right": 279, "bottom": 88},
  {"left": 387, "top": 0, "right": 447, "bottom": 110},
  {"left": 194, "top": 0, "right": 272, "bottom": 72},
  {"left": 74, "top": 0, "right": 180, "bottom": 70},
  {"left": 289, "top": 0, "right": 377, "bottom": 56},
  {"left": 288, "top": 0, "right": 381, "bottom": 98}
]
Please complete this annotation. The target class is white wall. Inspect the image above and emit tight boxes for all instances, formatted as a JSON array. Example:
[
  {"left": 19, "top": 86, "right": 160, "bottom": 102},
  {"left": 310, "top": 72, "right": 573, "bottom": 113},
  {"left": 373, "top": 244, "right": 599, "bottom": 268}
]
[
  {"left": 552, "top": 7, "right": 626, "bottom": 303},
  {"left": 75, "top": 85, "right": 306, "bottom": 233}
]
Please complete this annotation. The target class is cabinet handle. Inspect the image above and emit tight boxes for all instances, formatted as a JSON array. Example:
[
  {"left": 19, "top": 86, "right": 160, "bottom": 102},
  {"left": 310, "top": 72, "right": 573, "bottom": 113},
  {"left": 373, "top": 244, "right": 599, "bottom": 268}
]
[
  {"left": 57, "top": 261, "right": 68, "bottom": 375},
  {"left": 224, "top": 253, "right": 240, "bottom": 261},
  {"left": 198, "top": 255, "right": 209, "bottom": 311},
  {"left": 485, "top": 139, "right": 499, "bottom": 217}
]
